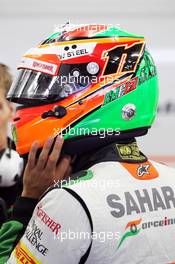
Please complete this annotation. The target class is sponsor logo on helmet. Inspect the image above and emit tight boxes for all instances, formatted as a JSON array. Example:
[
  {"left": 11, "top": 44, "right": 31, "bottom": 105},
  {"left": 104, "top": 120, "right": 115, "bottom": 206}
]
[
  {"left": 59, "top": 47, "right": 88, "bottom": 60},
  {"left": 103, "top": 77, "right": 138, "bottom": 105},
  {"left": 18, "top": 57, "right": 58, "bottom": 75},
  {"left": 58, "top": 43, "right": 96, "bottom": 60},
  {"left": 138, "top": 51, "right": 157, "bottom": 85},
  {"left": 24, "top": 42, "right": 96, "bottom": 61}
]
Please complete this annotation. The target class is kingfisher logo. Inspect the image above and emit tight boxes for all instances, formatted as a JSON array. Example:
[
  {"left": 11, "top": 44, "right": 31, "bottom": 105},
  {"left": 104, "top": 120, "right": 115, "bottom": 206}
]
[{"left": 118, "top": 216, "right": 175, "bottom": 249}]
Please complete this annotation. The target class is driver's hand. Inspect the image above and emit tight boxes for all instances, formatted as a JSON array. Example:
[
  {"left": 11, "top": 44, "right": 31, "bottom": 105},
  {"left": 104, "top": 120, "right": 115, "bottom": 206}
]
[{"left": 22, "top": 136, "right": 71, "bottom": 199}]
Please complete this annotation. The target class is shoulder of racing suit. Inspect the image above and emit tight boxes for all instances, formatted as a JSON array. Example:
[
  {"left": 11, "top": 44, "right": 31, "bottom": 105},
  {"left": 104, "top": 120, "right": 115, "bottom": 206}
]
[
  {"left": 1, "top": 140, "right": 175, "bottom": 263},
  {"left": 40, "top": 158, "right": 175, "bottom": 263},
  {"left": 39, "top": 169, "right": 94, "bottom": 263}
]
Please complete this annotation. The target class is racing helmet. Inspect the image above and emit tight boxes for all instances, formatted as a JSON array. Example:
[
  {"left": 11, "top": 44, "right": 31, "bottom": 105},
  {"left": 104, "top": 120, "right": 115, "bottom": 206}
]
[{"left": 7, "top": 24, "right": 159, "bottom": 156}]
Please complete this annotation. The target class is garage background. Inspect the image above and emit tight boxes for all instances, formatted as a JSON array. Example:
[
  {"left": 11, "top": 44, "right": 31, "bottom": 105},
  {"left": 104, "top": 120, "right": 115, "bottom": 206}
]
[{"left": 0, "top": 0, "right": 174, "bottom": 166}]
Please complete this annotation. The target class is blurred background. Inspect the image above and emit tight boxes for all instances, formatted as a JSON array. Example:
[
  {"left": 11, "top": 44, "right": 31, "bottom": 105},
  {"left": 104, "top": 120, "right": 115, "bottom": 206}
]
[{"left": 0, "top": 0, "right": 175, "bottom": 166}]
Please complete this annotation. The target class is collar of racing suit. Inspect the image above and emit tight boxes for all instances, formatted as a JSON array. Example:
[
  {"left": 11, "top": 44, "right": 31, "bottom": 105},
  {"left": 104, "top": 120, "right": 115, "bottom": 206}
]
[{"left": 72, "top": 138, "right": 147, "bottom": 173}]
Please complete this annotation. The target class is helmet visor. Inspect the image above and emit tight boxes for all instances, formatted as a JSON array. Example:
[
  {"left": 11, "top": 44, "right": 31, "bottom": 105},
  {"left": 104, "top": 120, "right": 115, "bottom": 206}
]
[{"left": 7, "top": 63, "right": 99, "bottom": 105}]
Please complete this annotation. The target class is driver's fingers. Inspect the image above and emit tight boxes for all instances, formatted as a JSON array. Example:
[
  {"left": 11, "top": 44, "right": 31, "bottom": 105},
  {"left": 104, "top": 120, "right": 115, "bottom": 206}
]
[
  {"left": 27, "top": 141, "right": 39, "bottom": 169},
  {"left": 37, "top": 137, "right": 54, "bottom": 170},
  {"left": 45, "top": 136, "right": 64, "bottom": 171},
  {"left": 54, "top": 155, "right": 71, "bottom": 182}
]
